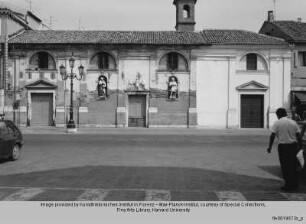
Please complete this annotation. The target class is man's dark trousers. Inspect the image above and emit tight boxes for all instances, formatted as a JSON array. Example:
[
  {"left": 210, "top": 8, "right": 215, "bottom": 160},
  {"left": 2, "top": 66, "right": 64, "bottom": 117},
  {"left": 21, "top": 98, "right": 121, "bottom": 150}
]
[{"left": 278, "top": 143, "right": 299, "bottom": 190}]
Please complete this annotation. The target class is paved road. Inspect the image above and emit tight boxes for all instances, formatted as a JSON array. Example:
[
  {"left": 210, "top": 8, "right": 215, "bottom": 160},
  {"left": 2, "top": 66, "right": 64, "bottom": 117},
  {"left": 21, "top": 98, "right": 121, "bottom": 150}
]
[{"left": 1, "top": 128, "right": 305, "bottom": 201}]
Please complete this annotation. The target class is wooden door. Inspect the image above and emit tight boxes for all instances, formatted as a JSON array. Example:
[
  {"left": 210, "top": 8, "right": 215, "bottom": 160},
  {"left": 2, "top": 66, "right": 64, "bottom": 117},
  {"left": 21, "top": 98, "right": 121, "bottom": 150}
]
[
  {"left": 128, "top": 95, "right": 146, "bottom": 127},
  {"left": 31, "top": 93, "right": 53, "bottom": 126},
  {"left": 241, "top": 95, "right": 264, "bottom": 128}
]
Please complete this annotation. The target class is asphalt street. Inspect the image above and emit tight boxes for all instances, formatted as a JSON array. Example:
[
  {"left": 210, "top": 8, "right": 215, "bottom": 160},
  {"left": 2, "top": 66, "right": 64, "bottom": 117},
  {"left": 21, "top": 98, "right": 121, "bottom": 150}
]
[{"left": 0, "top": 128, "right": 306, "bottom": 201}]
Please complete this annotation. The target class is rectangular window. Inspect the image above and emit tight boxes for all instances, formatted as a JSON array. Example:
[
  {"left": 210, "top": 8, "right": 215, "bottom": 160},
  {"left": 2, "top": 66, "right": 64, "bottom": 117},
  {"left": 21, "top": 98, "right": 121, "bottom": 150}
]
[
  {"left": 168, "top": 53, "right": 178, "bottom": 70},
  {"left": 298, "top": 52, "right": 306, "bottom": 67},
  {"left": 98, "top": 53, "right": 109, "bottom": 69},
  {"left": 246, "top": 54, "right": 257, "bottom": 70},
  {"left": 38, "top": 52, "right": 49, "bottom": 69}
]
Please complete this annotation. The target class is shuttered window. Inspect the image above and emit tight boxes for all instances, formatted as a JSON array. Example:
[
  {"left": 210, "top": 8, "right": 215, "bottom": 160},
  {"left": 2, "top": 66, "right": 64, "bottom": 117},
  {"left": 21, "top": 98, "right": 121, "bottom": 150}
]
[
  {"left": 246, "top": 53, "right": 257, "bottom": 70},
  {"left": 299, "top": 52, "right": 306, "bottom": 67},
  {"left": 294, "top": 52, "right": 298, "bottom": 68},
  {"left": 168, "top": 53, "right": 178, "bottom": 70},
  {"left": 98, "top": 52, "right": 109, "bottom": 69},
  {"left": 38, "top": 52, "right": 49, "bottom": 69}
]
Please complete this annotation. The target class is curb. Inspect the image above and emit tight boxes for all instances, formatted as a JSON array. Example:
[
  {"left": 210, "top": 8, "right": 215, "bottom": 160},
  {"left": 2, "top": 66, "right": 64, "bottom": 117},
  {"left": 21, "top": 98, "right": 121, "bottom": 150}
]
[{"left": 20, "top": 127, "right": 271, "bottom": 136}]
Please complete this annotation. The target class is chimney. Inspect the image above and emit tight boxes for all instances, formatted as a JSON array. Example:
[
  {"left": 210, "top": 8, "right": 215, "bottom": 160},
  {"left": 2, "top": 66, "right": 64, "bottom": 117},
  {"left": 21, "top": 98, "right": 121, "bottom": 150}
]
[{"left": 267, "top": 11, "right": 274, "bottom": 23}]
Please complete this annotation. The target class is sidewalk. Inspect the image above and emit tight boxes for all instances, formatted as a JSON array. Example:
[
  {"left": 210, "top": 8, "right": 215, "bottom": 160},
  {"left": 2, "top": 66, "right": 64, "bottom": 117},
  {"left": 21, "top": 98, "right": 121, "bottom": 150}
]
[{"left": 20, "top": 126, "right": 272, "bottom": 136}]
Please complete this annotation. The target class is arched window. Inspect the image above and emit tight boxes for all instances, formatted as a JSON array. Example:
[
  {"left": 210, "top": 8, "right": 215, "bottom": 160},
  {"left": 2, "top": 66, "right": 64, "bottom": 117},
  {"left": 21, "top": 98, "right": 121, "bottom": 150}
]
[
  {"left": 89, "top": 52, "right": 116, "bottom": 70},
  {"left": 239, "top": 53, "right": 268, "bottom": 71},
  {"left": 29, "top": 51, "right": 56, "bottom": 70},
  {"left": 183, "top": 5, "right": 190, "bottom": 18},
  {"left": 159, "top": 52, "right": 188, "bottom": 71}
]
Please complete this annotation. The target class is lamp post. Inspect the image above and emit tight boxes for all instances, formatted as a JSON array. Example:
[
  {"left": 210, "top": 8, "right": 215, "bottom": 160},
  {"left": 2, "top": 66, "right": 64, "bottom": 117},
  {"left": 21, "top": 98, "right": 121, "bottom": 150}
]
[{"left": 59, "top": 57, "right": 85, "bottom": 133}]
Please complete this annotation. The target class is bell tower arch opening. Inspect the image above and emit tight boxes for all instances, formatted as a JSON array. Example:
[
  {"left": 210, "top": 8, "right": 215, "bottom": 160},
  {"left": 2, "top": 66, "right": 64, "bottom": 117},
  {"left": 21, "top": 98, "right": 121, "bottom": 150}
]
[
  {"left": 173, "top": 0, "right": 197, "bottom": 31},
  {"left": 183, "top": 5, "right": 190, "bottom": 18}
]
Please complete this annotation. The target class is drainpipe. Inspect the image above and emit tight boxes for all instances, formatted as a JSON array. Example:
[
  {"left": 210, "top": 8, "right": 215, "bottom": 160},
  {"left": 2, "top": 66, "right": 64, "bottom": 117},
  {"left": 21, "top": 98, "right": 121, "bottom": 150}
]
[
  {"left": 267, "top": 45, "right": 272, "bottom": 129},
  {"left": 13, "top": 57, "right": 16, "bottom": 124},
  {"left": 0, "top": 43, "right": 4, "bottom": 114},
  {"left": 147, "top": 57, "right": 151, "bottom": 128},
  {"left": 4, "top": 35, "right": 8, "bottom": 92},
  {"left": 1, "top": 35, "right": 8, "bottom": 115},
  {"left": 227, "top": 56, "right": 230, "bottom": 129}
]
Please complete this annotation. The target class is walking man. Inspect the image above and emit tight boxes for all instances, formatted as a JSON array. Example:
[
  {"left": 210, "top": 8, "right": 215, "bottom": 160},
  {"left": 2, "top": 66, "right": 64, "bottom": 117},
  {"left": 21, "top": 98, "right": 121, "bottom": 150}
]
[{"left": 267, "top": 108, "right": 303, "bottom": 192}]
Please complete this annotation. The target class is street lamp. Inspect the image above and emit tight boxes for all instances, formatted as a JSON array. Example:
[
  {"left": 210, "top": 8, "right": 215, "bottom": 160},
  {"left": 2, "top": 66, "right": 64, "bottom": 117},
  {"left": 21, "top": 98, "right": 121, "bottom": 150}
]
[{"left": 59, "top": 57, "right": 85, "bottom": 133}]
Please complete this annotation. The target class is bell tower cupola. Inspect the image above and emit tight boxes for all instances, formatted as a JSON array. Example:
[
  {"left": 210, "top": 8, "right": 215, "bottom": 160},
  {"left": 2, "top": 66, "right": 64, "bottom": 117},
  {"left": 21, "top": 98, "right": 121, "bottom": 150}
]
[{"left": 173, "top": 0, "right": 197, "bottom": 31}]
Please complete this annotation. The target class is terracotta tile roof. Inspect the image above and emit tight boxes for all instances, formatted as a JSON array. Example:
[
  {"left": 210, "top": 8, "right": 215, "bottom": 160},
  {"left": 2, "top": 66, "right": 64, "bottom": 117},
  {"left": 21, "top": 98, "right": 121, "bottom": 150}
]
[
  {"left": 202, "top": 29, "right": 286, "bottom": 45},
  {"left": 272, "top": 21, "right": 306, "bottom": 42},
  {"left": 9, "top": 30, "right": 207, "bottom": 45},
  {"left": 9, "top": 29, "right": 287, "bottom": 46}
]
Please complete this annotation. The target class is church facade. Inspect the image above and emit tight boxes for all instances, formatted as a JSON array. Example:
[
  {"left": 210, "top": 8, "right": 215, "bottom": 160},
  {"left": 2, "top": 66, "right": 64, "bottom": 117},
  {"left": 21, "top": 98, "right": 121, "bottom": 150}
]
[{"left": 1, "top": 0, "right": 291, "bottom": 128}]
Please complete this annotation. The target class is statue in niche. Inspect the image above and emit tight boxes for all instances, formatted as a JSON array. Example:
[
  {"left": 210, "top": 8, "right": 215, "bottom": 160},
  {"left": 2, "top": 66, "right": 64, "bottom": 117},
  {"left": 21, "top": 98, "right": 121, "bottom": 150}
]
[
  {"left": 168, "top": 76, "right": 178, "bottom": 100},
  {"left": 97, "top": 75, "right": 108, "bottom": 98},
  {"left": 128, "top": 72, "right": 145, "bottom": 90},
  {"left": 135, "top": 75, "right": 142, "bottom": 90}
]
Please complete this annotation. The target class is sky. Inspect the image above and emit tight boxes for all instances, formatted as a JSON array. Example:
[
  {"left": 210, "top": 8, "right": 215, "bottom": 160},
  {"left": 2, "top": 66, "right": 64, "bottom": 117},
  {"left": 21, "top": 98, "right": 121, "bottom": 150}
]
[{"left": 7, "top": 0, "right": 306, "bottom": 32}]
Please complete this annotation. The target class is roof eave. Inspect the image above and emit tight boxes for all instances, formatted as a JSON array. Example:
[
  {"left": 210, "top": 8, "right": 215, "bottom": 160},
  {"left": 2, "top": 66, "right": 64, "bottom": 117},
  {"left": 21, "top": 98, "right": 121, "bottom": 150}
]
[
  {"left": 173, "top": 0, "right": 197, "bottom": 5},
  {"left": 210, "top": 43, "right": 289, "bottom": 47},
  {"left": 9, "top": 42, "right": 210, "bottom": 46},
  {"left": 291, "top": 40, "right": 306, "bottom": 44},
  {"left": 27, "top": 11, "right": 42, "bottom": 22}
]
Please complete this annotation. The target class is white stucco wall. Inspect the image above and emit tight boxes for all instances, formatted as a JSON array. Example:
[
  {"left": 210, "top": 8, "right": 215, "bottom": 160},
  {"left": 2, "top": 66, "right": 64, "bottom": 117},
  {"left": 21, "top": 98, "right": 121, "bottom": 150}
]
[
  {"left": 196, "top": 58, "right": 229, "bottom": 127},
  {"left": 119, "top": 58, "right": 150, "bottom": 90},
  {"left": 195, "top": 47, "right": 292, "bottom": 129}
]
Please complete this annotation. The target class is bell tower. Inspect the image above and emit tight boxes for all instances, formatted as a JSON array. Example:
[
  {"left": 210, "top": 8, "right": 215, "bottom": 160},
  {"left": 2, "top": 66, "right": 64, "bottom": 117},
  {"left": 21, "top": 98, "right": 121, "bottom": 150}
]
[{"left": 173, "top": 0, "right": 197, "bottom": 31}]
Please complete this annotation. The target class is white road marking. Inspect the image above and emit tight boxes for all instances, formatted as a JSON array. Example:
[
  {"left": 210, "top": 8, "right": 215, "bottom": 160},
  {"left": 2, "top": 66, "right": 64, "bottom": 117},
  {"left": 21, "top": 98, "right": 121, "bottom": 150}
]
[
  {"left": 281, "top": 193, "right": 306, "bottom": 201},
  {"left": 0, "top": 187, "right": 304, "bottom": 201},
  {"left": 3, "top": 188, "right": 45, "bottom": 201},
  {"left": 77, "top": 189, "right": 109, "bottom": 201},
  {"left": 145, "top": 190, "right": 171, "bottom": 201},
  {"left": 216, "top": 191, "right": 246, "bottom": 201}
]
